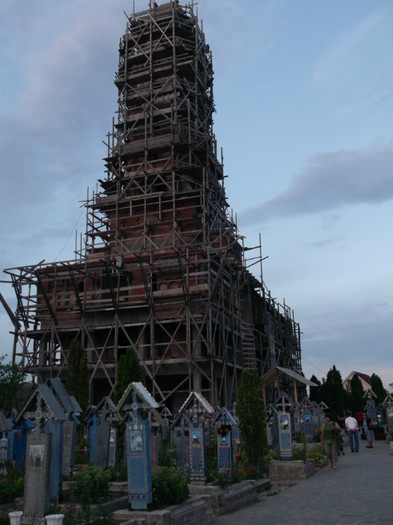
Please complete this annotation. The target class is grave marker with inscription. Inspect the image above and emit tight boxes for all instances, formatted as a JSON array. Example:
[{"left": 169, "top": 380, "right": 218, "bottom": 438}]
[
  {"left": 117, "top": 382, "right": 159, "bottom": 510},
  {"left": 15, "top": 384, "right": 66, "bottom": 518},
  {"left": 274, "top": 394, "right": 293, "bottom": 460},
  {"left": 212, "top": 407, "right": 237, "bottom": 473},
  {"left": 88, "top": 397, "right": 121, "bottom": 470},
  {"left": 47, "top": 378, "right": 80, "bottom": 479},
  {"left": 175, "top": 392, "right": 214, "bottom": 485}
]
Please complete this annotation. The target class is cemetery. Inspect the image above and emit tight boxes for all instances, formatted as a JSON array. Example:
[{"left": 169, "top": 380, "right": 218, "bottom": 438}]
[{"left": 0, "top": 370, "right": 392, "bottom": 525}]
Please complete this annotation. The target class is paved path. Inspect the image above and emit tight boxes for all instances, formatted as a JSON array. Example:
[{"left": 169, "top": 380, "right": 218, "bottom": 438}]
[{"left": 214, "top": 439, "right": 393, "bottom": 525}]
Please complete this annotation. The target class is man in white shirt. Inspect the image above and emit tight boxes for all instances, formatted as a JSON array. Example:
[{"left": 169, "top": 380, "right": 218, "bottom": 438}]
[{"left": 345, "top": 410, "right": 359, "bottom": 452}]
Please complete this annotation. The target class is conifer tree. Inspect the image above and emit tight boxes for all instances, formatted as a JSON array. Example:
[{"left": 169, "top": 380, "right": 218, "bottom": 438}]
[
  {"left": 348, "top": 373, "right": 364, "bottom": 414},
  {"left": 370, "top": 373, "right": 387, "bottom": 405},
  {"left": 309, "top": 375, "right": 322, "bottom": 403},
  {"left": 0, "top": 356, "right": 25, "bottom": 412},
  {"left": 237, "top": 370, "right": 266, "bottom": 469},
  {"left": 65, "top": 339, "right": 89, "bottom": 413},
  {"left": 114, "top": 347, "right": 145, "bottom": 404},
  {"left": 320, "top": 365, "right": 345, "bottom": 416}
]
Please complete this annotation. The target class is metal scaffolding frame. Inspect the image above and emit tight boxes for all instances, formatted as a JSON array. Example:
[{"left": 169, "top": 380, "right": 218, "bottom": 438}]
[{"left": 3, "top": 1, "right": 302, "bottom": 411}]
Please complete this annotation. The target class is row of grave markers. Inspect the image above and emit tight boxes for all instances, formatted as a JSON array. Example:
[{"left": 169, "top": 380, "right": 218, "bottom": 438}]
[{"left": 1, "top": 379, "right": 393, "bottom": 520}]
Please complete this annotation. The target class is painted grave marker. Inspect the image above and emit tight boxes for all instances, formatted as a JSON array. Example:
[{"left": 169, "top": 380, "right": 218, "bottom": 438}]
[
  {"left": 274, "top": 393, "right": 293, "bottom": 460},
  {"left": 16, "top": 384, "right": 67, "bottom": 519},
  {"left": 213, "top": 407, "right": 237, "bottom": 473},
  {"left": 176, "top": 392, "right": 214, "bottom": 485},
  {"left": 117, "top": 382, "right": 159, "bottom": 510}
]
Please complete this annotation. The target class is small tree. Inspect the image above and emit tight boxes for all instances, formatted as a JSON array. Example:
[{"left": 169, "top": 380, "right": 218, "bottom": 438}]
[
  {"left": 348, "top": 374, "right": 364, "bottom": 414},
  {"left": 320, "top": 365, "right": 345, "bottom": 416},
  {"left": 0, "top": 356, "right": 25, "bottom": 412},
  {"left": 309, "top": 375, "right": 322, "bottom": 404},
  {"left": 237, "top": 370, "right": 266, "bottom": 470},
  {"left": 65, "top": 340, "right": 89, "bottom": 414},
  {"left": 370, "top": 373, "right": 387, "bottom": 405},
  {"left": 114, "top": 347, "right": 145, "bottom": 404}
]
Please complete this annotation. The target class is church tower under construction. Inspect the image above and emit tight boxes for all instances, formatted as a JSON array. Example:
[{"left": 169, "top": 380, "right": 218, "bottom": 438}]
[{"left": 4, "top": 1, "right": 302, "bottom": 411}]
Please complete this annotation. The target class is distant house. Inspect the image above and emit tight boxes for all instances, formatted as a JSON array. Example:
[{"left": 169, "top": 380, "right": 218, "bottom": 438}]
[{"left": 343, "top": 371, "right": 372, "bottom": 392}]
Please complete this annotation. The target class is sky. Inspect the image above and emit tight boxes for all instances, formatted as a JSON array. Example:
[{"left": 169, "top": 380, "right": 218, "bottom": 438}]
[{"left": 0, "top": 0, "right": 392, "bottom": 390}]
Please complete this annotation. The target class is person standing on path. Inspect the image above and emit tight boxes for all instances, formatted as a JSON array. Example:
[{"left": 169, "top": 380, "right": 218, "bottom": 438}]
[
  {"left": 345, "top": 410, "right": 359, "bottom": 453},
  {"left": 362, "top": 412, "right": 375, "bottom": 448},
  {"left": 321, "top": 412, "right": 341, "bottom": 469}
]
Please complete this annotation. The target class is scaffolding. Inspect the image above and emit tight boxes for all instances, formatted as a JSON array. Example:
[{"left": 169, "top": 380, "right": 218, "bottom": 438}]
[{"left": 3, "top": 1, "right": 302, "bottom": 411}]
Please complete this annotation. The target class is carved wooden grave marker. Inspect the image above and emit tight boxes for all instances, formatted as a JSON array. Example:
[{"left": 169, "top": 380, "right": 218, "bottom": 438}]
[
  {"left": 117, "top": 382, "right": 159, "bottom": 510},
  {"left": 213, "top": 407, "right": 237, "bottom": 473},
  {"left": 176, "top": 392, "right": 214, "bottom": 485},
  {"left": 274, "top": 393, "right": 293, "bottom": 460},
  {"left": 15, "top": 384, "right": 66, "bottom": 520}
]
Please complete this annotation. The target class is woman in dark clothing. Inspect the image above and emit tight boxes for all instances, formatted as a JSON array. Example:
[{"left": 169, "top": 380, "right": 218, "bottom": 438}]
[{"left": 363, "top": 413, "right": 375, "bottom": 448}]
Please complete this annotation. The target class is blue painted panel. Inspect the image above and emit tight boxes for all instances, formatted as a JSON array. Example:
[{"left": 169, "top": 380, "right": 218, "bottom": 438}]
[
  {"left": 126, "top": 420, "right": 152, "bottom": 509},
  {"left": 88, "top": 415, "right": 99, "bottom": 464},
  {"left": 45, "top": 419, "right": 63, "bottom": 500},
  {"left": 7, "top": 431, "right": 16, "bottom": 461},
  {"left": 108, "top": 427, "right": 117, "bottom": 468},
  {"left": 189, "top": 424, "right": 206, "bottom": 485},
  {"left": 278, "top": 411, "right": 292, "bottom": 460}
]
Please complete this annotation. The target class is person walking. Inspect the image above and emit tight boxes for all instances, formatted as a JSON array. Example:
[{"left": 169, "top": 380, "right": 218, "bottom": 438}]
[
  {"left": 321, "top": 412, "right": 341, "bottom": 469},
  {"left": 362, "top": 412, "right": 375, "bottom": 448},
  {"left": 345, "top": 410, "right": 359, "bottom": 453}
]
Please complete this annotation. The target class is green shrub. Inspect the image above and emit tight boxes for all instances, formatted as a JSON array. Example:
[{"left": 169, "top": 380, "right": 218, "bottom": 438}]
[
  {"left": 71, "top": 466, "right": 112, "bottom": 505},
  {"left": 152, "top": 466, "right": 189, "bottom": 508},
  {"left": 216, "top": 469, "right": 231, "bottom": 489},
  {"left": 0, "top": 515, "right": 10, "bottom": 525},
  {"left": 61, "top": 504, "right": 88, "bottom": 525},
  {"left": 74, "top": 451, "right": 90, "bottom": 465},
  {"left": 292, "top": 442, "right": 307, "bottom": 461},
  {"left": 263, "top": 449, "right": 279, "bottom": 470},
  {"left": 0, "top": 477, "right": 24, "bottom": 504},
  {"left": 306, "top": 445, "right": 325, "bottom": 462},
  {"left": 158, "top": 435, "right": 176, "bottom": 468},
  {"left": 215, "top": 463, "right": 259, "bottom": 488},
  {"left": 205, "top": 436, "right": 217, "bottom": 482}
]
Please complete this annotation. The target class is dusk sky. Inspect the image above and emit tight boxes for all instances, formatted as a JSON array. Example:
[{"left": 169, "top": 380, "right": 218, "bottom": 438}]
[{"left": 1, "top": 0, "right": 392, "bottom": 389}]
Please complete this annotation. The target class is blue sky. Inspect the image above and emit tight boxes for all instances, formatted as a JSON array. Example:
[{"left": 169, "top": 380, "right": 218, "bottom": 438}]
[{"left": 0, "top": 0, "right": 392, "bottom": 389}]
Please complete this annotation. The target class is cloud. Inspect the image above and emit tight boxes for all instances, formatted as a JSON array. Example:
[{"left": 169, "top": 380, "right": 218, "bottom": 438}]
[
  {"left": 241, "top": 142, "right": 393, "bottom": 225},
  {"left": 0, "top": 2, "right": 127, "bottom": 243}
]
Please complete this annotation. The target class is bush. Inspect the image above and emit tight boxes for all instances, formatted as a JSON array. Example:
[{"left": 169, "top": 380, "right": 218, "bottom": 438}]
[
  {"left": 152, "top": 466, "right": 189, "bottom": 508},
  {"left": 292, "top": 443, "right": 307, "bottom": 461},
  {"left": 158, "top": 435, "right": 176, "bottom": 468},
  {"left": 205, "top": 436, "right": 218, "bottom": 483},
  {"left": 74, "top": 451, "right": 90, "bottom": 465},
  {"left": 0, "top": 477, "right": 24, "bottom": 504},
  {"left": 61, "top": 504, "right": 89, "bottom": 525},
  {"left": 71, "top": 466, "right": 112, "bottom": 505},
  {"left": 263, "top": 449, "right": 279, "bottom": 470},
  {"left": 306, "top": 445, "right": 325, "bottom": 462},
  {"left": 215, "top": 463, "right": 259, "bottom": 489}
]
